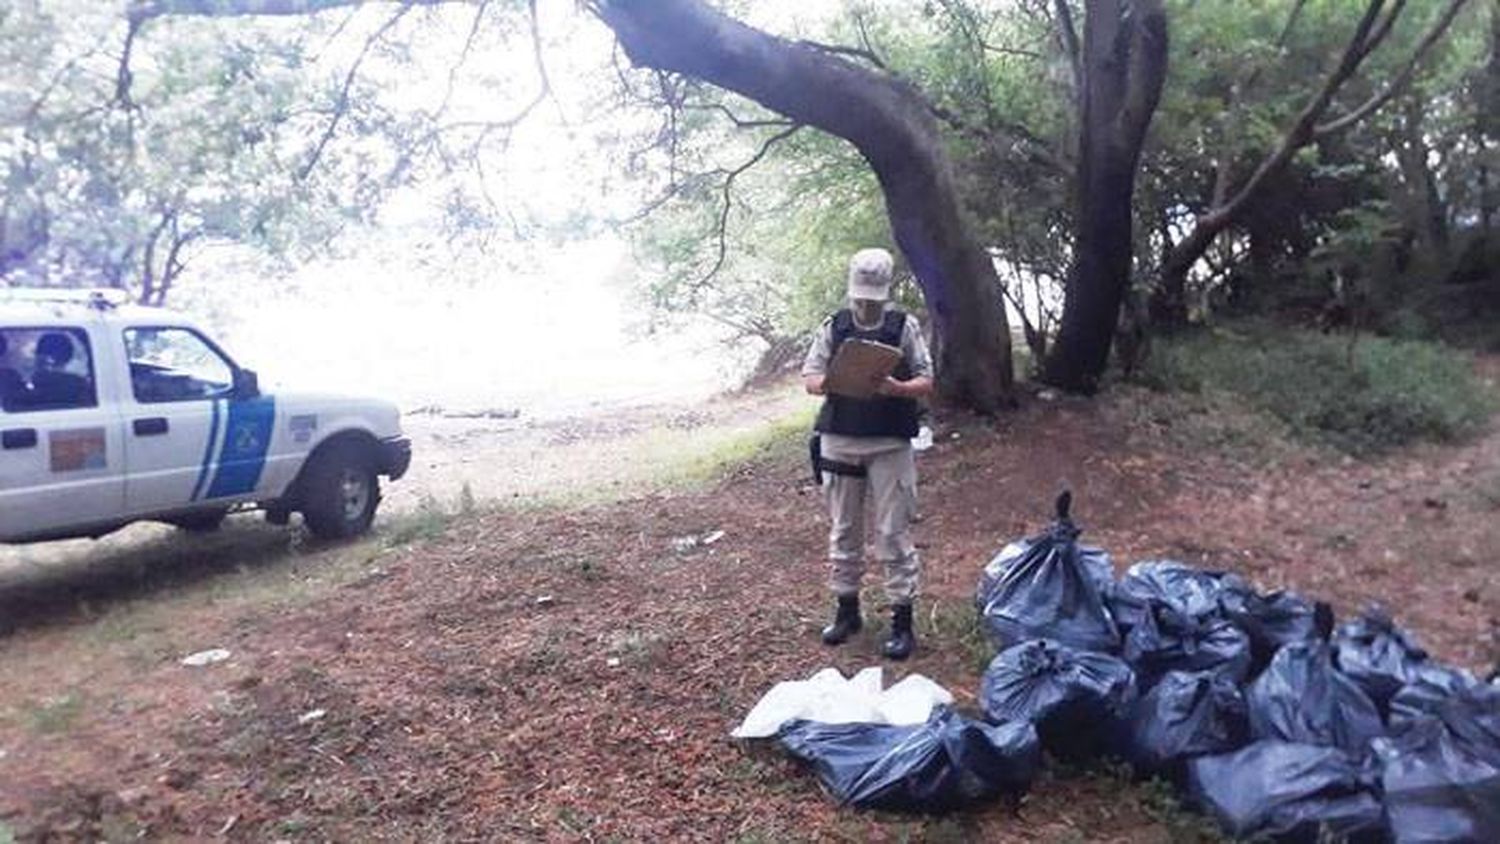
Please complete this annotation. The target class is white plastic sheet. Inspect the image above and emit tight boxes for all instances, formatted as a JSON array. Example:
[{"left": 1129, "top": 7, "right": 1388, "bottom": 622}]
[{"left": 731, "top": 666, "right": 953, "bottom": 739}]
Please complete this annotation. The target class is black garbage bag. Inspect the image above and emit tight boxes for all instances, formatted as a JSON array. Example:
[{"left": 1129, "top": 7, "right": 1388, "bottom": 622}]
[
  {"left": 1121, "top": 601, "right": 1252, "bottom": 688},
  {"left": 1186, "top": 740, "right": 1384, "bottom": 842},
  {"left": 776, "top": 706, "right": 1041, "bottom": 812},
  {"left": 1391, "top": 668, "right": 1500, "bottom": 766},
  {"left": 1217, "top": 586, "right": 1323, "bottom": 676},
  {"left": 1246, "top": 640, "right": 1384, "bottom": 755},
  {"left": 975, "top": 492, "right": 1119, "bottom": 653},
  {"left": 1109, "top": 560, "right": 1243, "bottom": 634},
  {"left": 1126, "top": 670, "right": 1250, "bottom": 776},
  {"left": 1374, "top": 717, "right": 1500, "bottom": 843},
  {"left": 980, "top": 638, "right": 1135, "bottom": 762},
  {"left": 1332, "top": 607, "right": 1432, "bottom": 710}
]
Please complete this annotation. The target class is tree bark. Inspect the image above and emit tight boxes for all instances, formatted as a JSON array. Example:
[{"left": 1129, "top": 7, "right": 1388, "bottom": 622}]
[
  {"left": 1481, "top": 0, "right": 1500, "bottom": 237},
  {"left": 1394, "top": 99, "right": 1450, "bottom": 258},
  {"left": 594, "top": 0, "right": 1014, "bottom": 411},
  {"left": 1042, "top": 0, "right": 1168, "bottom": 393},
  {"left": 1153, "top": 0, "right": 1472, "bottom": 328}
]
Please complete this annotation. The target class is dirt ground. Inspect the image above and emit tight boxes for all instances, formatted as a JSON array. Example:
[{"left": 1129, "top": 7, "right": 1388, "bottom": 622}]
[{"left": 1, "top": 364, "right": 1498, "bottom": 841}]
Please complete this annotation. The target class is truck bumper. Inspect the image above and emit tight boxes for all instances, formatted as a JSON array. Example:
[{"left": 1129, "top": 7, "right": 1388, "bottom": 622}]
[{"left": 379, "top": 436, "right": 412, "bottom": 480}]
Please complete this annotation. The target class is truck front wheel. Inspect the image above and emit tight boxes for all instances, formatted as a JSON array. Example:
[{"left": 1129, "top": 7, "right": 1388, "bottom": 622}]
[{"left": 300, "top": 442, "right": 380, "bottom": 540}]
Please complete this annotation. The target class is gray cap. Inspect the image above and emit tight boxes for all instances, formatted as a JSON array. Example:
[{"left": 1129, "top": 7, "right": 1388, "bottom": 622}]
[{"left": 847, "top": 248, "right": 894, "bottom": 301}]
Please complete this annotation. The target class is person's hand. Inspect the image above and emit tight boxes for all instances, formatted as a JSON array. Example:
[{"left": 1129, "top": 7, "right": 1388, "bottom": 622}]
[
  {"left": 804, "top": 375, "right": 827, "bottom": 396},
  {"left": 875, "top": 376, "right": 905, "bottom": 397}
]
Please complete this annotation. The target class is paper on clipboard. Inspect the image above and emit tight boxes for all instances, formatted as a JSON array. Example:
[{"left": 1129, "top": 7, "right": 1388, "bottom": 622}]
[{"left": 825, "top": 339, "right": 901, "bottom": 399}]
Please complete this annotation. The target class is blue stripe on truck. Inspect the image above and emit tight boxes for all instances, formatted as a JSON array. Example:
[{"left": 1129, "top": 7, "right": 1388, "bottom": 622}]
[
  {"left": 190, "top": 398, "right": 222, "bottom": 502},
  {"left": 205, "top": 396, "right": 276, "bottom": 499}
]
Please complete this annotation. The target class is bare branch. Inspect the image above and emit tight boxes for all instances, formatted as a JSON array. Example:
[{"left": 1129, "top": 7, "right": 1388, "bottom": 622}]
[
  {"left": 680, "top": 101, "right": 796, "bottom": 129},
  {"left": 1357, "top": 0, "right": 1407, "bottom": 60},
  {"left": 1275, "top": 0, "right": 1311, "bottom": 49},
  {"left": 1203, "top": 0, "right": 1390, "bottom": 226},
  {"left": 929, "top": 102, "right": 1071, "bottom": 177},
  {"left": 297, "top": 4, "right": 412, "bottom": 182},
  {"left": 1052, "top": 0, "right": 1084, "bottom": 97},
  {"left": 695, "top": 124, "right": 803, "bottom": 294},
  {"left": 852, "top": 8, "right": 885, "bottom": 66},
  {"left": 114, "top": 14, "right": 146, "bottom": 108},
  {"left": 798, "top": 39, "right": 887, "bottom": 71},
  {"left": 129, "top": 0, "right": 464, "bottom": 19},
  {"left": 981, "top": 42, "right": 1045, "bottom": 61},
  {"left": 435, "top": 0, "right": 489, "bottom": 118},
  {"left": 1316, "top": 0, "right": 1472, "bottom": 138}
]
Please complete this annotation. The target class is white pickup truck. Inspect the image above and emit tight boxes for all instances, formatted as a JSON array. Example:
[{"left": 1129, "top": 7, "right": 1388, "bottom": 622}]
[{"left": 0, "top": 289, "right": 411, "bottom": 543}]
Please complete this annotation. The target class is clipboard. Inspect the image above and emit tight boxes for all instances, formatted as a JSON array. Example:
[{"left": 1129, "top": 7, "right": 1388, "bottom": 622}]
[{"left": 825, "top": 338, "right": 901, "bottom": 399}]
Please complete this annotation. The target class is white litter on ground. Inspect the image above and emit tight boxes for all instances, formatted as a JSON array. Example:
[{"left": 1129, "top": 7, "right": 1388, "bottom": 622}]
[
  {"left": 180, "top": 648, "right": 232, "bottom": 667},
  {"left": 731, "top": 666, "right": 953, "bottom": 739}
]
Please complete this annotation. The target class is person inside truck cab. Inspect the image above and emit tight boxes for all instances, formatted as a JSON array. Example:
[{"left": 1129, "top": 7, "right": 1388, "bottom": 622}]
[
  {"left": 0, "top": 332, "right": 26, "bottom": 411},
  {"left": 28, "top": 331, "right": 94, "bottom": 409}
]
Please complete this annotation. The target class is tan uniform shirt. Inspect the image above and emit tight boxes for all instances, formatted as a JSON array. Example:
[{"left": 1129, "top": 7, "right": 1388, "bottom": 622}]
[{"left": 800, "top": 308, "right": 933, "bottom": 457}]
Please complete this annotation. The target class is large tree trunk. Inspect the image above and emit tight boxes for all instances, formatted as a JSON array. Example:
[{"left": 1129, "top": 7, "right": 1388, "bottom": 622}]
[
  {"left": 595, "top": 0, "right": 1014, "bottom": 411},
  {"left": 1043, "top": 0, "right": 1168, "bottom": 393}
]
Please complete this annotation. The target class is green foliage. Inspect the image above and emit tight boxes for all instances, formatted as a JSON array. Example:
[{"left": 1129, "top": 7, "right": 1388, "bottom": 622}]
[
  {"left": 1144, "top": 323, "right": 1497, "bottom": 454},
  {"left": 20, "top": 692, "right": 84, "bottom": 735},
  {"left": 625, "top": 114, "right": 897, "bottom": 347},
  {"left": 924, "top": 599, "right": 993, "bottom": 674},
  {"left": 382, "top": 493, "right": 461, "bottom": 546},
  {"left": 0, "top": 3, "right": 377, "bottom": 295}
]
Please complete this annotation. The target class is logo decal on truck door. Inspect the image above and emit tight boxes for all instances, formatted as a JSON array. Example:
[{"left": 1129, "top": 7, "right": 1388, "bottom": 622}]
[{"left": 48, "top": 427, "right": 107, "bottom": 472}]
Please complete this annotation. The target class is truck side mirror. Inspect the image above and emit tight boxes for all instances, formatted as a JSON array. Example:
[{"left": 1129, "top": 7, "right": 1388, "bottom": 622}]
[{"left": 233, "top": 367, "right": 260, "bottom": 399}]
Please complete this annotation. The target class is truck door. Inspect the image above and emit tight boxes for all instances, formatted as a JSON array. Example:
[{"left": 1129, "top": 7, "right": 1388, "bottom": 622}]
[
  {"left": 121, "top": 326, "right": 273, "bottom": 514},
  {"left": 0, "top": 325, "right": 126, "bottom": 540}
]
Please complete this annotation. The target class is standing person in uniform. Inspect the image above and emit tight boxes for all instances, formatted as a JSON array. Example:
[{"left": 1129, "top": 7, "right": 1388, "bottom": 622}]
[{"left": 801, "top": 248, "right": 934, "bottom": 660}]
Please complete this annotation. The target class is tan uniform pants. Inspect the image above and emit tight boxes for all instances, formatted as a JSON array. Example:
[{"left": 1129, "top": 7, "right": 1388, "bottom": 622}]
[{"left": 822, "top": 443, "right": 920, "bottom": 603}]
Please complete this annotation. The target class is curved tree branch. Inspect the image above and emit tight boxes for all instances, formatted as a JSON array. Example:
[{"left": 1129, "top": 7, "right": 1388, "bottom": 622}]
[
  {"left": 694, "top": 124, "right": 803, "bottom": 295},
  {"left": 298, "top": 4, "right": 412, "bottom": 181},
  {"left": 1315, "top": 0, "right": 1472, "bottom": 138}
]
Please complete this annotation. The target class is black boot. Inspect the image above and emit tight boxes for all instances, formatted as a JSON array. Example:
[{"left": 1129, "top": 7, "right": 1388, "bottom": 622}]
[
  {"left": 821, "top": 594, "right": 863, "bottom": 645},
  {"left": 883, "top": 603, "right": 915, "bottom": 660}
]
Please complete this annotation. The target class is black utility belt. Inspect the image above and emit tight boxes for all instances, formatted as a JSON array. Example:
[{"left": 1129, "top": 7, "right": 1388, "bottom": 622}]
[
  {"left": 820, "top": 457, "right": 867, "bottom": 477},
  {"left": 809, "top": 434, "right": 868, "bottom": 482}
]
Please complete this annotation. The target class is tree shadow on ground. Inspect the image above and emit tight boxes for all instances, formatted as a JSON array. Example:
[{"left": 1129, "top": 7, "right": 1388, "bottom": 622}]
[{"left": 0, "top": 519, "right": 343, "bottom": 638}]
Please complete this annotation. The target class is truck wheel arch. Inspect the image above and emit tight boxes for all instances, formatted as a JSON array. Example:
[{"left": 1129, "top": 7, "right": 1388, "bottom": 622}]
[{"left": 284, "top": 429, "right": 383, "bottom": 508}]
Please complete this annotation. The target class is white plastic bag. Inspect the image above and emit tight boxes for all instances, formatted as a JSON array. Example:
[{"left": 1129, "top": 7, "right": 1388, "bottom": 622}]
[{"left": 731, "top": 667, "right": 953, "bottom": 739}]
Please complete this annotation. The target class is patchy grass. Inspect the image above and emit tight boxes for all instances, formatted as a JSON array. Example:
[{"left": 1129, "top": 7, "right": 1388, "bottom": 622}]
[
  {"left": 577, "top": 404, "right": 816, "bottom": 502},
  {"left": 383, "top": 493, "right": 462, "bottom": 546},
  {"left": 17, "top": 692, "right": 85, "bottom": 735},
  {"left": 1473, "top": 466, "right": 1500, "bottom": 510},
  {"left": 1141, "top": 323, "right": 1496, "bottom": 454},
  {"left": 1114, "top": 383, "right": 1310, "bottom": 468},
  {"left": 924, "top": 598, "right": 993, "bottom": 674},
  {"left": 1134, "top": 776, "right": 1227, "bottom": 842}
]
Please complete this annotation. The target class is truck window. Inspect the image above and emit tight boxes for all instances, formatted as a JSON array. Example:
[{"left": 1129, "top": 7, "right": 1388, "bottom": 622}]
[
  {"left": 0, "top": 327, "right": 98, "bottom": 413},
  {"left": 125, "top": 327, "right": 235, "bottom": 403}
]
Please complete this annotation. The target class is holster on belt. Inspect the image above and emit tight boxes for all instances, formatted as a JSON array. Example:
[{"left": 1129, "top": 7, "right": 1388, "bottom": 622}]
[{"left": 809, "top": 434, "right": 867, "bottom": 484}]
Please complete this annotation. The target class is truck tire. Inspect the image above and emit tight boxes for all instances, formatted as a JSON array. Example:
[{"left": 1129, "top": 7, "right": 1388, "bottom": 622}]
[
  {"left": 166, "top": 508, "right": 229, "bottom": 533},
  {"left": 300, "top": 441, "right": 380, "bottom": 540}
]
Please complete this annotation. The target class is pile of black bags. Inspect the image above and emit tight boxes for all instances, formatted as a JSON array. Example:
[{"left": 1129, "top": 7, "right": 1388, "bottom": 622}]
[
  {"left": 971, "top": 493, "right": 1500, "bottom": 840},
  {"left": 777, "top": 707, "right": 1041, "bottom": 812},
  {"left": 765, "top": 494, "right": 1498, "bottom": 837}
]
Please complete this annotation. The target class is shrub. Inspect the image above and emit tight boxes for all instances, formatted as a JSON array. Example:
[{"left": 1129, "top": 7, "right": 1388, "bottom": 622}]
[{"left": 1141, "top": 323, "right": 1496, "bottom": 455}]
